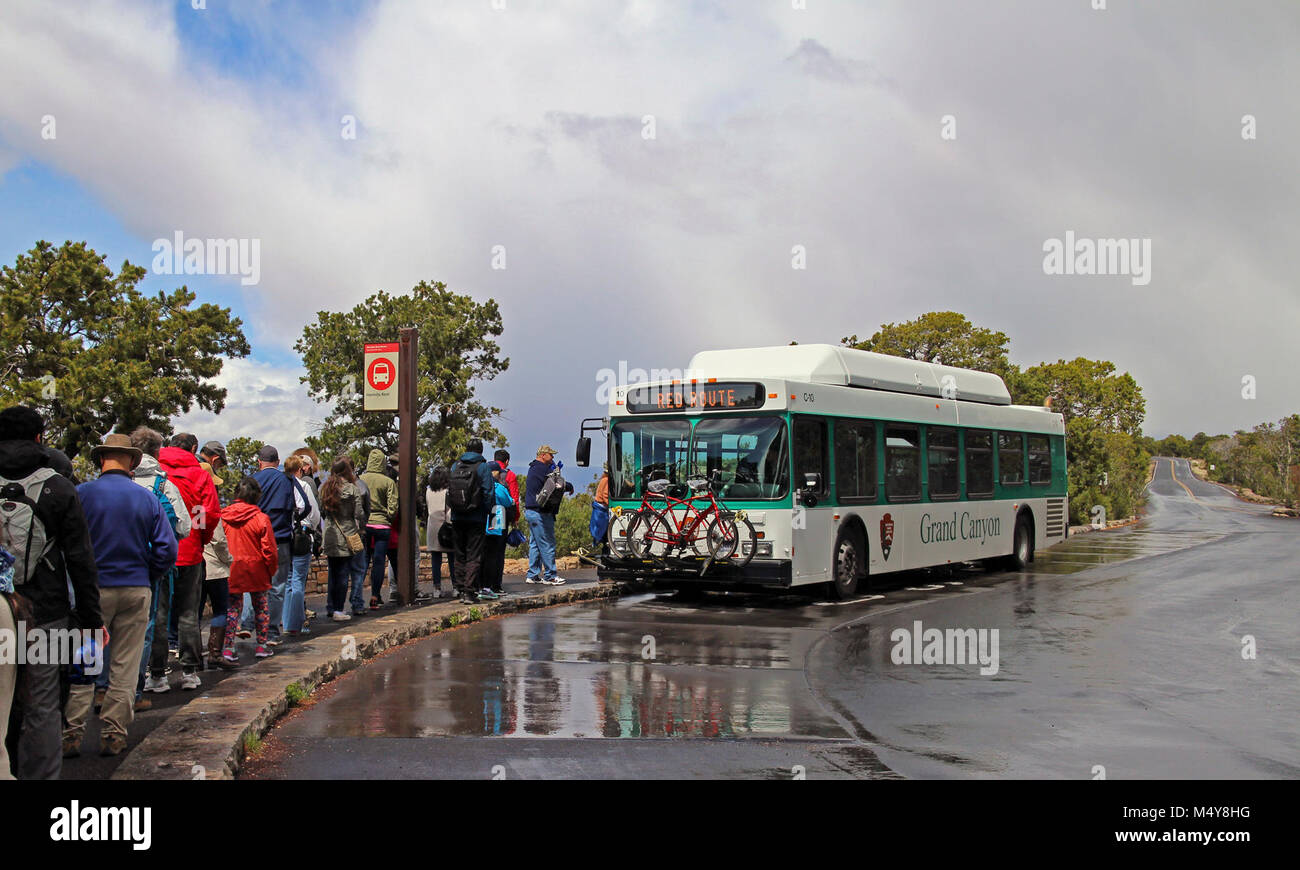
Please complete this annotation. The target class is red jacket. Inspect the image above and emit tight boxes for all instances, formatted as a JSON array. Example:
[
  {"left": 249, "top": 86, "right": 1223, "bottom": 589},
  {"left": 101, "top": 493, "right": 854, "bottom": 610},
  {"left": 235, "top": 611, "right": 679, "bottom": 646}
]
[
  {"left": 221, "top": 501, "right": 278, "bottom": 594},
  {"left": 159, "top": 446, "right": 222, "bottom": 566},
  {"left": 503, "top": 468, "right": 521, "bottom": 521}
]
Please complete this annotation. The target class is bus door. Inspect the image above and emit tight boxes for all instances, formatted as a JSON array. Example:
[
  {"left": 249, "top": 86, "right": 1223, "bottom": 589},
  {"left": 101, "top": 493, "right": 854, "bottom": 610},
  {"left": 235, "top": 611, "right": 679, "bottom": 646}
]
[{"left": 791, "top": 416, "right": 832, "bottom": 583}]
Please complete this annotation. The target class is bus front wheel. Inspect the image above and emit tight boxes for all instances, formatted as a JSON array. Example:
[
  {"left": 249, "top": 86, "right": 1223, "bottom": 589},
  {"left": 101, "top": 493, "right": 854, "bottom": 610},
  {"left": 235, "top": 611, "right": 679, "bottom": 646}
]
[{"left": 829, "top": 529, "right": 863, "bottom": 599}]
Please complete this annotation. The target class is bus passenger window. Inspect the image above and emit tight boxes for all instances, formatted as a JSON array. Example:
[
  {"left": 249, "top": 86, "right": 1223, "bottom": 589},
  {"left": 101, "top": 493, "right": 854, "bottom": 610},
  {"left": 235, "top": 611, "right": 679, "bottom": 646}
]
[
  {"left": 927, "top": 427, "right": 959, "bottom": 499},
  {"left": 886, "top": 425, "right": 921, "bottom": 501},
  {"left": 1028, "top": 435, "right": 1052, "bottom": 485},
  {"left": 998, "top": 432, "right": 1024, "bottom": 485},
  {"left": 834, "top": 419, "right": 876, "bottom": 501},
  {"left": 965, "top": 430, "right": 993, "bottom": 497}
]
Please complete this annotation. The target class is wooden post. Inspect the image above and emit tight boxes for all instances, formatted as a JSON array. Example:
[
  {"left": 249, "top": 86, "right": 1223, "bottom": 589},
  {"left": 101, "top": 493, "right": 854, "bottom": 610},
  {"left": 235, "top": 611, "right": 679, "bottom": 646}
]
[{"left": 397, "top": 327, "right": 419, "bottom": 605}]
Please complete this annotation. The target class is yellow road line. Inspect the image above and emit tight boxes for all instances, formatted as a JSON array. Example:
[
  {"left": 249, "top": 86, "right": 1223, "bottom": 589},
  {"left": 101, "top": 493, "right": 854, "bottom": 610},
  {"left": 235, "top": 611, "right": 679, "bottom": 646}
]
[{"left": 1167, "top": 458, "right": 1262, "bottom": 515}]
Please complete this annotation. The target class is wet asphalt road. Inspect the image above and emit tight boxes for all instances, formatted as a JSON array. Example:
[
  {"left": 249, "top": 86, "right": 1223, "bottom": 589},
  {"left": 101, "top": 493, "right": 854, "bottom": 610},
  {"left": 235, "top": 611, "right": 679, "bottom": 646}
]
[{"left": 247, "top": 459, "right": 1299, "bottom": 779}]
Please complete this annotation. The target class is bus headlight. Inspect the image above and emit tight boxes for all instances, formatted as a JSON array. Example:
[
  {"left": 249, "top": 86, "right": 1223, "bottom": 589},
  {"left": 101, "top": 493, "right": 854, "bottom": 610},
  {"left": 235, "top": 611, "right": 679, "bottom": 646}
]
[{"left": 742, "top": 541, "right": 773, "bottom": 558}]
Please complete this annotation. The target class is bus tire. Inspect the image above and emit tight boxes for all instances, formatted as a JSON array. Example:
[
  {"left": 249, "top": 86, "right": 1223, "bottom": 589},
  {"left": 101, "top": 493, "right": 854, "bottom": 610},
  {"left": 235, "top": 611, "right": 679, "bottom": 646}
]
[
  {"left": 1004, "top": 514, "right": 1033, "bottom": 571},
  {"left": 829, "top": 528, "right": 863, "bottom": 599}
]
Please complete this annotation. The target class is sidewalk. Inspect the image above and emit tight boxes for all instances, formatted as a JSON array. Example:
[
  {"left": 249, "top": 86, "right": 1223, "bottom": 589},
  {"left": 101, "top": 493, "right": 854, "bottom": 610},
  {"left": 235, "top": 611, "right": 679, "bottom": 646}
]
[{"left": 59, "top": 566, "right": 629, "bottom": 780}]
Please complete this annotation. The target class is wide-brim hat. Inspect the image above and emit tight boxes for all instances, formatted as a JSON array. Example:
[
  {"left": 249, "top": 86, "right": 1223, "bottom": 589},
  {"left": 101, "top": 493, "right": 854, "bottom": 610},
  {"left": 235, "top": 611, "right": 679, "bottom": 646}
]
[
  {"left": 90, "top": 433, "right": 142, "bottom": 469},
  {"left": 201, "top": 460, "right": 224, "bottom": 487}
]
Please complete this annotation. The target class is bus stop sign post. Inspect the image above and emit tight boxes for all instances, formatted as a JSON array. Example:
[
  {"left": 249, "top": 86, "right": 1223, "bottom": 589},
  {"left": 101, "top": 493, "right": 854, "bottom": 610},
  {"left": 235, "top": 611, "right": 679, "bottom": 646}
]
[
  {"left": 397, "top": 328, "right": 418, "bottom": 606},
  {"left": 364, "top": 335, "right": 418, "bottom": 605}
]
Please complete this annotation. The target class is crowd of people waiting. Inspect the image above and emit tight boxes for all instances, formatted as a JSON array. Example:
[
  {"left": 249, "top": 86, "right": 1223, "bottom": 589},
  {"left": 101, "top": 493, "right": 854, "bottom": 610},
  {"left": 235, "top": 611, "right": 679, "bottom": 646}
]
[{"left": 0, "top": 401, "right": 577, "bottom": 776}]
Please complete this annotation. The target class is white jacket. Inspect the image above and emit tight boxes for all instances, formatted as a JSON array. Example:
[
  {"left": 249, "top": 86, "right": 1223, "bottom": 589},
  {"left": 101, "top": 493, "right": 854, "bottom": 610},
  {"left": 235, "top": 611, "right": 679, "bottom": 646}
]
[{"left": 133, "top": 453, "right": 191, "bottom": 539}]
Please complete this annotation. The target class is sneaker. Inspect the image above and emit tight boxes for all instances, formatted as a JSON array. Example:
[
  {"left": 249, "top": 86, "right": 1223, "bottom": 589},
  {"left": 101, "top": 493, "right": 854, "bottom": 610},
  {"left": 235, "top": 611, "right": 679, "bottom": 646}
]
[
  {"left": 458, "top": 594, "right": 480, "bottom": 604},
  {"left": 332, "top": 611, "right": 353, "bottom": 622},
  {"left": 62, "top": 735, "right": 81, "bottom": 758},
  {"left": 134, "top": 697, "right": 153, "bottom": 712},
  {"left": 222, "top": 649, "right": 239, "bottom": 665},
  {"left": 525, "top": 576, "right": 542, "bottom": 584},
  {"left": 478, "top": 588, "right": 499, "bottom": 600},
  {"left": 180, "top": 671, "right": 201, "bottom": 691},
  {"left": 267, "top": 636, "right": 283, "bottom": 647},
  {"left": 437, "top": 588, "right": 456, "bottom": 599},
  {"left": 254, "top": 645, "right": 274, "bottom": 658},
  {"left": 369, "top": 596, "right": 382, "bottom": 610},
  {"left": 305, "top": 609, "right": 317, "bottom": 620},
  {"left": 236, "top": 629, "right": 252, "bottom": 639},
  {"left": 100, "top": 733, "right": 127, "bottom": 757},
  {"left": 144, "top": 674, "right": 170, "bottom": 694},
  {"left": 549, "top": 576, "right": 568, "bottom": 585}
]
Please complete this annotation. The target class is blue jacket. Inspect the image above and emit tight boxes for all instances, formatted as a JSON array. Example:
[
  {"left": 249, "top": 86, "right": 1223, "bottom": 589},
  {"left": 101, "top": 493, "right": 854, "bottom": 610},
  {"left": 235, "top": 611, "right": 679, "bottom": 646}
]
[
  {"left": 76, "top": 470, "right": 177, "bottom": 588},
  {"left": 449, "top": 451, "right": 494, "bottom": 523},
  {"left": 525, "top": 459, "right": 572, "bottom": 514},
  {"left": 253, "top": 467, "right": 296, "bottom": 542},
  {"left": 486, "top": 481, "right": 514, "bottom": 535}
]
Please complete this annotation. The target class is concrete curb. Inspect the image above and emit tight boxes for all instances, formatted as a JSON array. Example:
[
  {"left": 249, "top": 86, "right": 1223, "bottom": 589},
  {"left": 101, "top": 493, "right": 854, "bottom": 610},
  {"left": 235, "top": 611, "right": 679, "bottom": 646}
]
[{"left": 111, "top": 582, "right": 636, "bottom": 780}]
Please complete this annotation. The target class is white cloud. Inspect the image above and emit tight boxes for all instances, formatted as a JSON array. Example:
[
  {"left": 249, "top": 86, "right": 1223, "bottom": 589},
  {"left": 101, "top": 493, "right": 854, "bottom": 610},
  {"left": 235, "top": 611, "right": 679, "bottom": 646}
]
[{"left": 169, "top": 357, "right": 322, "bottom": 450}]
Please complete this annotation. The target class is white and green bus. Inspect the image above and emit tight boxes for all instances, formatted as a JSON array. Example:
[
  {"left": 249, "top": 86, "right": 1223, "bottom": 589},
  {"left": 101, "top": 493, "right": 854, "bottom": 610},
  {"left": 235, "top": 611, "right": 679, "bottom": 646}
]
[{"left": 576, "top": 344, "right": 1068, "bottom": 597}]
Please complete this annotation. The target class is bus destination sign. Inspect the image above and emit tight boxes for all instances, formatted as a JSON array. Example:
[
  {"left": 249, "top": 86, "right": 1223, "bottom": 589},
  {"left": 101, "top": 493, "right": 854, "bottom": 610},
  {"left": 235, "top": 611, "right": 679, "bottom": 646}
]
[{"left": 625, "top": 381, "right": 766, "bottom": 414}]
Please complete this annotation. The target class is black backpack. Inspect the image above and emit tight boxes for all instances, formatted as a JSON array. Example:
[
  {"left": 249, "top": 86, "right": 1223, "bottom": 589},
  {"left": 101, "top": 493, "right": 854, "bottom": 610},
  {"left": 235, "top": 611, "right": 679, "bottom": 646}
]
[{"left": 447, "top": 459, "right": 484, "bottom": 512}]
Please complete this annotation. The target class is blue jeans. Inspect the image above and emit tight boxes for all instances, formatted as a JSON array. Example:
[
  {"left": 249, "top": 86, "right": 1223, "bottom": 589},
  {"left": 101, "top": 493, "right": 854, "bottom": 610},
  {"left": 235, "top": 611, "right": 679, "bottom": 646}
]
[
  {"left": 284, "top": 551, "right": 312, "bottom": 632},
  {"left": 525, "top": 509, "right": 556, "bottom": 580},
  {"left": 430, "top": 550, "right": 455, "bottom": 588},
  {"left": 365, "top": 527, "right": 390, "bottom": 599},
  {"left": 348, "top": 549, "right": 369, "bottom": 613},
  {"left": 242, "top": 541, "right": 291, "bottom": 637}
]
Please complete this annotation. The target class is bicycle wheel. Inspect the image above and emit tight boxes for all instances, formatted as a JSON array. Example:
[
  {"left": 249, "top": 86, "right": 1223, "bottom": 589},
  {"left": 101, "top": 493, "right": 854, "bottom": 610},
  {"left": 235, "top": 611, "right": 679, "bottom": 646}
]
[
  {"left": 708, "top": 514, "right": 756, "bottom": 568},
  {"left": 684, "top": 511, "right": 715, "bottom": 557},
  {"left": 606, "top": 507, "right": 637, "bottom": 558},
  {"left": 628, "top": 509, "right": 676, "bottom": 561}
]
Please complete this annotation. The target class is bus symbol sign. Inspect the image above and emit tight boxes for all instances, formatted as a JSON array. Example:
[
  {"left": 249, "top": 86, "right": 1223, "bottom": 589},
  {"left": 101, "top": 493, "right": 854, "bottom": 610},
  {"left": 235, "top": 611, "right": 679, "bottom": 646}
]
[
  {"left": 363, "top": 342, "right": 400, "bottom": 411},
  {"left": 880, "top": 513, "right": 894, "bottom": 561}
]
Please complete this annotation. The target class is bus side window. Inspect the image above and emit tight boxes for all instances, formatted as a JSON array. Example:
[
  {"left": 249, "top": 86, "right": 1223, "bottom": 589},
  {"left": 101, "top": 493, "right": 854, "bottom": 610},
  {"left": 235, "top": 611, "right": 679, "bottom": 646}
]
[
  {"left": 1028, "top": 435, "right": 1051, "bottom": 485},
  {"left": 998, "top": 432, "right": 1024, "bottom": 485},
  {"left": 885, "top": 424, "right": 921, "bottom": 501},
  {"left": 927, "top": 427, "right": 959, "bottom": 500},
  {"left": 833, "top": 419, "right": 876, "bottom": 502},
  {"left": 793, "top": 417, "right": 829, "bottom": 496},
  {"left": 964, "top": 430, "right": 993, "bottom": 498}
]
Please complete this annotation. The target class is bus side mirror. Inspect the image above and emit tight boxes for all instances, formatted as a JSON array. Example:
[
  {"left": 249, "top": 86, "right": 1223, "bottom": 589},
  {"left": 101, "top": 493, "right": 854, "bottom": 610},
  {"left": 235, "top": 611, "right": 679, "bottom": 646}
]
[{"left": 575, "top": 437, "right": 591, "bottom": 467}]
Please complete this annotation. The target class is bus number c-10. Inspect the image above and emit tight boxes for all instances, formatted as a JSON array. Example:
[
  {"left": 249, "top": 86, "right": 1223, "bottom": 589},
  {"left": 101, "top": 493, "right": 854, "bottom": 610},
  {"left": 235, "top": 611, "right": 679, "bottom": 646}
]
[{"left": 802, "top": 393, "right": 815, "bottom": 403}]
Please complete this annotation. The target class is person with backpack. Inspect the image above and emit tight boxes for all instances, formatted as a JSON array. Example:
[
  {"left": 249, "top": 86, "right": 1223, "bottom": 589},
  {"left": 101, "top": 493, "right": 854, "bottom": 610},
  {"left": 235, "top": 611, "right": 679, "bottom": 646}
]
[
  {"left": 118, "top": 427, "right": 190, "bottom": 710},
  {"left": 480, "top": 461, "right": 516, "bottom": 599},
  {"left": 524, "top": 446, "right": 574, "bottom": 586},
  {"left": 345, "top": 456, "right": 372, "bottom": 616},
  {"left": 0, "top": 406, "right": 101, "bottom": 779},
  {"left": 319, "top": 457, "right": 365, "bottom": 620},
  {"left": 64, "top": 433, "right": 176, "bottom": 758},
  {"left": 423, "top": 465, "right": 455, "bottom": 598},
  {"left": 494, "top": 449, "right": 522, "bottom": 524},
  {"left": 219, "top": 477, "right": 279, "bottom": 663},
  {"left": 447, "top": 439, "right": 494, "bottom": 603},
  {"left": 150, "top": 434, "right": 221, "bottom": 692}
]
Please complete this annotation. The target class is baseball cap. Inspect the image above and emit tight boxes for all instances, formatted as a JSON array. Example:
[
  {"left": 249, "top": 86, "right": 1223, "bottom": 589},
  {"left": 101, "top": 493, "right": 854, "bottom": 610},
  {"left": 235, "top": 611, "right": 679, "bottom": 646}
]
[
  {"left": 536, "top": 445, "right": 557, "bottom": 456},
  {"left": 256, "top": 445, "right": 280, "bottom": 463},
  {"left": 202, "top": 440, "right": 227, "bottom": 462}
]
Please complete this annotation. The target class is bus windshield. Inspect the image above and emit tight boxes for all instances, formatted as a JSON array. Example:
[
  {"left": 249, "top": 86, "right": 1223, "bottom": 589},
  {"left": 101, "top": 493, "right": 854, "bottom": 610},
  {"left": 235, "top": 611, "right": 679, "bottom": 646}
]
[
  {"left": 689, "top": 417, "right": 789, "bottom": 500},
  {"left": 610, "top": 416, "right": 789, "bottom": 501}
]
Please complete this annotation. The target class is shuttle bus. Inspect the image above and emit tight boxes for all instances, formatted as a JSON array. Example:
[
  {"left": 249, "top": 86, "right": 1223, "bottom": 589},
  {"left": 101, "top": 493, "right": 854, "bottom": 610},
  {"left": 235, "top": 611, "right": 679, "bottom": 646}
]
[{"left": 577, "top": 344, "right": 1068, "bottom": 597}]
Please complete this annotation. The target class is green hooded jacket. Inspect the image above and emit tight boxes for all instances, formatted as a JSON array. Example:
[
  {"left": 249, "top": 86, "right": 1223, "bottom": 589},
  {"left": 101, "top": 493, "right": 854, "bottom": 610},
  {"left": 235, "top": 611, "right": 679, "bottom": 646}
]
[{"left": 360, "top": 448, "right": 398, "bottom": 527}]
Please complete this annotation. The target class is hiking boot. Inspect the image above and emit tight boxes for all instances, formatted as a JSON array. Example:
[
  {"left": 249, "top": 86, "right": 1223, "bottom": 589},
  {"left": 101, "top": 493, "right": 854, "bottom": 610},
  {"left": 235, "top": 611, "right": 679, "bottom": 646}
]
[
  {"left": 62, "top": 735, "right": 81, "bottom": 758},
  {"left": 100, "top": 733, "right": 127, "bottom": 757}
]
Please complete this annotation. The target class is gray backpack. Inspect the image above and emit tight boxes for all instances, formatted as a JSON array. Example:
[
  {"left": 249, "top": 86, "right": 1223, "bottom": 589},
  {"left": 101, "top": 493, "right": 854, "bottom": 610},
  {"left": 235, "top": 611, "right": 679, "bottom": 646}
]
[
  {"left": 537, "top": 468, "right": 566, "bottom": 512},
  {"left": 0, "top": 467, "right": 58, "bottom": 586}
]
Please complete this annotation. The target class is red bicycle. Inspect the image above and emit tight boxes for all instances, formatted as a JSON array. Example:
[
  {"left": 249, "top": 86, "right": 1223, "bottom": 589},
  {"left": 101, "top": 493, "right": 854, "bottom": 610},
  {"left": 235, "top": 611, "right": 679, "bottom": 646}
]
[{"left": 618, "top": 475, "right": 755, "bottom": 568}]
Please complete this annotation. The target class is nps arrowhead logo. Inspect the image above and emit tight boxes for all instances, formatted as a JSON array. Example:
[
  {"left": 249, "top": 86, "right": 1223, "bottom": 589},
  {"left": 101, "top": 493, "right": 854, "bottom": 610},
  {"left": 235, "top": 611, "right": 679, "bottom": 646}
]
[{"left": 880, "top": 513, "right": 894, "bottom": 561}]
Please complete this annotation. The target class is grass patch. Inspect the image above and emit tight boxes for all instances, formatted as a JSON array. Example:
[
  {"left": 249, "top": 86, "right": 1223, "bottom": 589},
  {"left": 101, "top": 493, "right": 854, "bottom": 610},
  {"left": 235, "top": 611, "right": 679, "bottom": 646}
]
[
  {"left": 285, "top": 682, "right": 307, "bottom": 707},
  {"left": 467, "top": 606, "right": 483, "bottom": 622},
  {"left": 446, "top": 613, "right": 461, "bottom": 628},
  {"left": 243, "top": 733, "right": 264, "bottom": 756}
]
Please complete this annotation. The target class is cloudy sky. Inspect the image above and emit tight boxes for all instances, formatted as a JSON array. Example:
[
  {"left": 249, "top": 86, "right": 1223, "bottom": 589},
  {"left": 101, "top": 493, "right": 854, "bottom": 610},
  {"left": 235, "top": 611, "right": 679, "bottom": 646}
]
[{"left": 2, "top": 0, "right": 1297, "bottom": 467}]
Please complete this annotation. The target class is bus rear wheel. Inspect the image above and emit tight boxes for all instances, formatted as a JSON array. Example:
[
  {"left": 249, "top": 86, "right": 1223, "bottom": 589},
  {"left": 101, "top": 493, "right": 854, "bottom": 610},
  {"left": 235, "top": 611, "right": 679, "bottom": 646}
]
[
  {"left": 1003, "top": 515, "right": 1033, "bottom": 571},
  {"left": 829, "top": 529, "right": 863, "bottom": 599}
]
